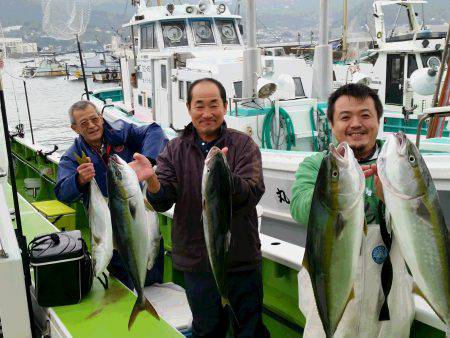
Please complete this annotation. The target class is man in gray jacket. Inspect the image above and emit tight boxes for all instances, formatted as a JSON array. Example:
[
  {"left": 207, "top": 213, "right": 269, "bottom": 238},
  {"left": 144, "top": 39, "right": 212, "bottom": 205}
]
[{"left": 131, "top": 78, "right": 269, "bottom": 338}]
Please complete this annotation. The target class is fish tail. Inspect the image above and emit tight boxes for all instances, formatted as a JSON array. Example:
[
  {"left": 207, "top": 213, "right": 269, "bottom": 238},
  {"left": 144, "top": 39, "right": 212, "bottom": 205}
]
[
  {"left": 128, "top": 296, "right": 160, "bottom": 330},
  {"left": 221, "top": 296, "right": 240, "bottom": 328}
]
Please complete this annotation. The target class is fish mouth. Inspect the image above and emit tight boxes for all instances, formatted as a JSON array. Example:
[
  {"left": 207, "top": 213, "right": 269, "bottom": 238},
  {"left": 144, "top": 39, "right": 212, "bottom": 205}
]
[
  {"left": 330, "top": 142, "right": 350, "bottom": 167},
  {"left": 394, "top": 132, "right": 407, "bottom": 154},
  {"left": 204, "top": 146, "right": 222, "bottom": 167},
  {"left": 109, "top": 154, "right": 123, "bottom": 167}
]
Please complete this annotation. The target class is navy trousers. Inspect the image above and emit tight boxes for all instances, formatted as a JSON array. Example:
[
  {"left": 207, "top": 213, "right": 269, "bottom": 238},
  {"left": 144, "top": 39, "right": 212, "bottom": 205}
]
[{"left": 184, "top": 264, "right": 270, "bottom": 338}]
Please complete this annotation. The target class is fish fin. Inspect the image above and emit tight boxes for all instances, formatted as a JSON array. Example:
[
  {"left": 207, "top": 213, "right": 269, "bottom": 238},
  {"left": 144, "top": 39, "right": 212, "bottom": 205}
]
[
  {"left": 386, "top": 213, "right": 393, "bottom": 234},
  {"left": 347, "top": 287, "right": 355, "bottom": 304},
  {"left": 128, "top": 297, "right": 159, "bottom": 330},
  {"left": 225, "top": 231, "right": 231, "bottom": 252},
  {"left": 412, "top": 283, "right": 446, "bottom": 324},
  {"left": 144, "top": 298, "right": 159, "bottom": 320},
  {"left": 302, "top": 253, "right": 310, "bottom": 273},
  {"left": 73, "top": 152, "right": 83, "bottom": 165},
  {"left": 334, "top": 213, "right": 345, "bottom": 237},
  {"left": 129, "top": 201, "right": 137, "bottom": 220},
  {"left": 144, "top": 199, "right": 155, "bottom": 211},
  {"left": 415, "top": 199, "right": 432, "bottom": 223},
  {"left": 221, "top": 297, "right": 240, "bottom": 328}
]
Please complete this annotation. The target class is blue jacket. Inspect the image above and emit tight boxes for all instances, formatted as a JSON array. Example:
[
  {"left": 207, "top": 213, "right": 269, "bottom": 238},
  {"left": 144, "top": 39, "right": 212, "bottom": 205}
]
[{"left": 54, "top": 120, "right": 168, "bottom": 206}]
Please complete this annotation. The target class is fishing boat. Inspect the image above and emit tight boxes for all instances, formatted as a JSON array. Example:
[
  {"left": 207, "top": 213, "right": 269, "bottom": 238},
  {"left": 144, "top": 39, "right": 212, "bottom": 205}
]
[
  {"left": 1, "top": 0, "right": 449, "bottom": 337},
  {"left": 21, "top": 55, "right": 67, "bottom": 78},
  {"left": 67, "top": 52, "right": 120, "bottom": 79}
]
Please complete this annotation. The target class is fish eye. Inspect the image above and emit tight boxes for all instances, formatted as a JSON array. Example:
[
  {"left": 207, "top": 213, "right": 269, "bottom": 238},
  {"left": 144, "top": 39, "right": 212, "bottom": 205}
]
[
  {"left": 408, "top": 155, "right": 416, "bottom": 163},
  {"left": 332, "top": 170, "right": 338, "bottom": 178}
]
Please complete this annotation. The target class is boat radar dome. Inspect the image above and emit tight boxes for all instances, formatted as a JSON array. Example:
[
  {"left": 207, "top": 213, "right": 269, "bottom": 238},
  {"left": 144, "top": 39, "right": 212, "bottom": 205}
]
[
  {"left": 274, "top": 74, "right": 295, "bottom": 100},
  {"left": 410, "top": 67, "right": 438, "bottom": 96}
]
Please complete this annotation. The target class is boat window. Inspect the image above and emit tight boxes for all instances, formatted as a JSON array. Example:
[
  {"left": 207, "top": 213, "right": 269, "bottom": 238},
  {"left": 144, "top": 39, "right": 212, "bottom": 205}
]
[
  {"left": 161, "top": 20, "right": 188, "bottom": 48},
  {"left": 216, "top": 19, "right": 239, "bottom": 45},
  {"left": 179, "top": 80, "right": 185, "bottom": 100},
  {"left": 407, "top": 54, "right": 418, "bottom": 78},
  {"left": 161, "top": 64, "right": 167, "bottom": 89},
  {"left": 147, "top": 97, "right": 152, "bottom": 108},
  {"left": 190, "top": 19, "right": 216, "bottom": 45},
  {"left": 420, "top": 51, "right": 442, "bottom": 68},
  {"left": 141, "top": 23, "right": 156, "bottom": 49},
  {"left": 233, "top": 81, "right": 242, "bottom": 98},
  {"left": 293, "top": 77, "right": 305, "bottom": 97},
  {"left": 187, "top": 81, "right": 192, "bottom": 93},
  {"left": 138, "top": 94, "right": 143, "bottom": 106}
]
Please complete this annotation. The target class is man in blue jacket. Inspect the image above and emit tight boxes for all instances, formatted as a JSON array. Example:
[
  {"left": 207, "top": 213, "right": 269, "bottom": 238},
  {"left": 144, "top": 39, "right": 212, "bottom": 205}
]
[{"left": 55, "top": 100, "right": 168, "bottom": 289}]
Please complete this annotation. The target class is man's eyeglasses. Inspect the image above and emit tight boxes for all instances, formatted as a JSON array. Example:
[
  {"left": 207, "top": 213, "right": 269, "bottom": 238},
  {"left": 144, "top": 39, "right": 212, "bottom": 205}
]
[{"left": 76, "top": 116, "right": 102, "bottom": 129}]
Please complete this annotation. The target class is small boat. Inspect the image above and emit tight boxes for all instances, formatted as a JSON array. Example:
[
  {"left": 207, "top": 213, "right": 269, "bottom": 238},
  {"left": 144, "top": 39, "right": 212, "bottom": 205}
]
[{"left": 21, "top": 55, "right": 67, "bottom": 78}]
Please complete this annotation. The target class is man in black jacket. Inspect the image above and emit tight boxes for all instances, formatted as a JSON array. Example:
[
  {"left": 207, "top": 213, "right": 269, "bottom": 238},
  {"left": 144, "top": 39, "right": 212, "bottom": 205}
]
[{"left": 131, "top": 78, "right": 270, "bottom": 338}]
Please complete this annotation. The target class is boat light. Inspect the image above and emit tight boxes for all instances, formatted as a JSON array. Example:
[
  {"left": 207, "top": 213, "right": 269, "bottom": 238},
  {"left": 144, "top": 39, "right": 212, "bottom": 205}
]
[
  {"left": 186, "top": 5, "right": 194, "bottom": 13},
  {"left": 217, "top": 3, "right": 226, "bottom": 14},
  {"left": 198, "top": 1, "right": 207, "bottom": 13},
  {"left": 167, "top": 3, "right": 175, "bottom": 15},
  {"left": 410, "top": 67, "right": 438, "bottom": 96},
  {"left": 257, "top": 78, "right": 277, "bottom": 99}
]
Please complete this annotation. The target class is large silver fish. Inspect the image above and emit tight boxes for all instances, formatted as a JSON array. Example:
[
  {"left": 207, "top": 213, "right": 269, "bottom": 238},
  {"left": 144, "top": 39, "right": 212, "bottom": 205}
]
[
  {"left": 377, "top": 132, "right": 450, "bottom": 336},
  {"left": 302, "top": 142, "right": 365, "bottom": 338},
  {"left": 202, "top": 146, "right": 233, "bottom": 309},
  {"left": 107, "top": 154, "right": 160, "bottom": 329},
  {"left": 88, "top": 178, "right": 113, "bottom": 277}
]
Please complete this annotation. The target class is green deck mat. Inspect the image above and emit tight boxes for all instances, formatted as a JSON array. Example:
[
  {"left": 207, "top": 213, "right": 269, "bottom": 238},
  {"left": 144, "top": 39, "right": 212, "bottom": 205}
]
[{"left": 4, "top": 184, "right": 183, "bottom": 338}]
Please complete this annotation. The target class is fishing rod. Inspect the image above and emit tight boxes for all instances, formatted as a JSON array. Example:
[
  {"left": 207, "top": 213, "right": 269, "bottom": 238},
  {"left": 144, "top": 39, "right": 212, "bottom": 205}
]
[
  {"left": 76, "top": 34, "right": 90, "bottom": 100},
  {"left": 23, "top": 80, "right": 35, "bottom": 144},
  {"left": 0, "top": 56, "right": 38, "bottom": 338}
]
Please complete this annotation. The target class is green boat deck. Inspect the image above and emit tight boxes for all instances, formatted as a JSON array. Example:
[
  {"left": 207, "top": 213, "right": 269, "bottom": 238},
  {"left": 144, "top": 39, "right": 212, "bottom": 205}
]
[
  {"left": 3, "top": 184, "right": 183, "bottom": 338},
  {"left": 6, "top": 137, "right": 447, "bottom": 337}
]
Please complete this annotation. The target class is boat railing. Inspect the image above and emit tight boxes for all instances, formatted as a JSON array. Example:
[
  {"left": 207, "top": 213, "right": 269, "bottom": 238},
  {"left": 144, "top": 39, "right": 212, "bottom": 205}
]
[{"left": 416, "top": 106, "right": 450, "bottom": 147}]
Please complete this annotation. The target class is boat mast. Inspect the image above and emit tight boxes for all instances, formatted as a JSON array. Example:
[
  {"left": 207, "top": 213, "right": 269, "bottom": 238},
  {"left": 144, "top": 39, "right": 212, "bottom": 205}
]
[
  {"left": 242, "top": 0, "right": 261, "bottom": 99},
  {"left": 312, "top": 0, "right": 333, "bottom": 101},
  {"left": 342, "top": 0, "right": 348, "bottom": 58}
]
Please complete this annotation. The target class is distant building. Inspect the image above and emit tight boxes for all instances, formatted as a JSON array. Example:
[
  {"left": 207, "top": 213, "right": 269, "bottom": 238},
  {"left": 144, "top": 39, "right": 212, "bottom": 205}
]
[
  {"left": 3, "top": 25, "right": 22, "bottom": 33},
  {"left": 0, "top": 37, "right": 38, "bottom": 55}
]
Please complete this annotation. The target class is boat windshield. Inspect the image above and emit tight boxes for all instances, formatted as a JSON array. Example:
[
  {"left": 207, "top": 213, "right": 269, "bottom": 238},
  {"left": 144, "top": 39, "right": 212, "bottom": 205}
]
[
  {"left": 190, "top": 18, "right": 216, "bottom": 45},
  {"left": 216, "top": 19, "right": 240, "bottom": 45},
  {"left": 161, "top": 20, "right": 188, "bottom": 48}
]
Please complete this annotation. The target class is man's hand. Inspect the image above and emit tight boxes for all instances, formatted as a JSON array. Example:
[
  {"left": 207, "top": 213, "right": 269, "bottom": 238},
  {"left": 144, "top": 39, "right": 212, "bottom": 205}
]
[
  {"left": 361, "top": 163, "right": 384, "bottom": 202},
  {"left": 221, "top": 147, "right": 228, "bottom": 156},
  {"left": 129, "top": 153, "right": 161, "bottom": 193},
  {"left": 76, "top": 157, "right": 94, "bottom": 186}
]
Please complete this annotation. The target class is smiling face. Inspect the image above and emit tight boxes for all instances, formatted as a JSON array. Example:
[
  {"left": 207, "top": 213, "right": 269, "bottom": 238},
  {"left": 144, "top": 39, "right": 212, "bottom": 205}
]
[
  {"left": 71, "top": 105, "right": 104, "bottom": 147},
  {"left": 331, "top": 95, "right": 380, "bottom": 160},
  {"left": 187, "top": 81, "right": 227, "bottom": 142}
]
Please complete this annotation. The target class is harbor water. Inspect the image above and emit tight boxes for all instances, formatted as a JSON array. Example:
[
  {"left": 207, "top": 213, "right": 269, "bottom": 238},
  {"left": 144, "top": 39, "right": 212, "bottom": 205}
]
[{"left": 1, "top": 57, "right": 118, "bottom": 156}]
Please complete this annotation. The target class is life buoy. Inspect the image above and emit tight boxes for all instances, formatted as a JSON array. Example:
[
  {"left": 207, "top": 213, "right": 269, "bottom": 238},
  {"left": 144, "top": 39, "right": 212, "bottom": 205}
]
[{"left": 105, "top": 72, "right": 110, "bottom": 80}]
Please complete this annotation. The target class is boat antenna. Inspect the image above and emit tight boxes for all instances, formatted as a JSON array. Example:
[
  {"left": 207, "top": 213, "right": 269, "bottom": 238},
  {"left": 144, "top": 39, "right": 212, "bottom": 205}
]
[
  {"left": 0, "top": 39, "right": 38, "bottom": 338},
  {"left": 421, "top": 3, "right": 425, "bottom": 29}
]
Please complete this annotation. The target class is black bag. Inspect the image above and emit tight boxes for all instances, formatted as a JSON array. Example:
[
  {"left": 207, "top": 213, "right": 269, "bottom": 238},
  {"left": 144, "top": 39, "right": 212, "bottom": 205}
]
[{"left": 29, "top": 230, "right": 93, "bottom": 307}]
